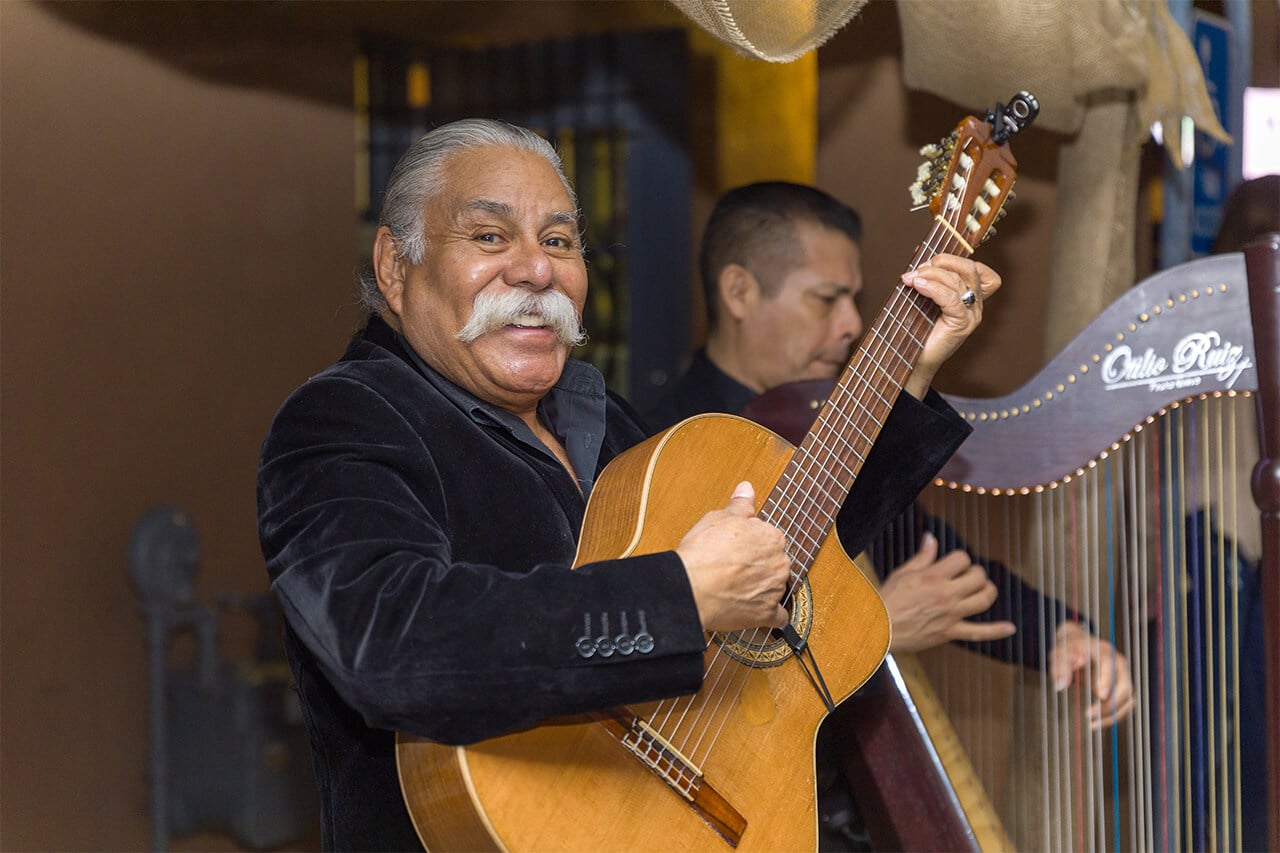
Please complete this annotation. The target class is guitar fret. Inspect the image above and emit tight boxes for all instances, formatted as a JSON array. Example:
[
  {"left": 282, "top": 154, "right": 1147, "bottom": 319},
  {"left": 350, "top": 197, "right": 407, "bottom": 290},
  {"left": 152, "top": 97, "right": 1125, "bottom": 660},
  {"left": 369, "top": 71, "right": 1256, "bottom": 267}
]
[
  {"left": 835, "top": 369, "right": 902, "bottom": 409},
  {"left": 832, "top": 398, "right": 885, "bottom": 428},
  {"left": 788, "top": 522, "right": 829, "bottom": 555},
  {"left": 785, "top": 453, "right": 852, "bottom": 497},
  {"left": 903, "top": 293, "right": 934, "bottom": 323},
  {"left": 798, "top": 434, "right": 866, "bottom": 483},
  {"left": 813, "top": 411, "right": 879, "bottom": 457},
  {"left": 847, "top": 357, "right": 901, "bottom": 400},
  {"left": 769, "top": 491, "right": 835, "bottom": 531},
  {"left": 821, "top": 388, "right": 880, "bottom": 431},
  {"left": 875, "top": 312, "right": 921, "bottom": 353},
  {"left": 861, "top": 334, "right": 916, "bottom": 375},
  {"left": 764, "top": 495, "right": 839, "bottom": 562}
]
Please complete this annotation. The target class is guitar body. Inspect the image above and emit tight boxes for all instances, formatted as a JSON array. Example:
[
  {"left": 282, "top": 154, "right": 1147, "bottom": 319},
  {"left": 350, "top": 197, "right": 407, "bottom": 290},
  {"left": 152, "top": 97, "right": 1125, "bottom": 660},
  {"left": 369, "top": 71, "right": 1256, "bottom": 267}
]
[{"left": 398, "top": 414, "right": 891, "bottom": 852}]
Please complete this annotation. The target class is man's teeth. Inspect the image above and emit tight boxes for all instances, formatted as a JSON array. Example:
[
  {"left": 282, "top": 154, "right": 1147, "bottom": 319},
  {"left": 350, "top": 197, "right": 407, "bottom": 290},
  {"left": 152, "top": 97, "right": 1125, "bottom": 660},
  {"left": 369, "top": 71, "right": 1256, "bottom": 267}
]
[{"left": 511, "top": 314, "right": 547, "bottom": 327}]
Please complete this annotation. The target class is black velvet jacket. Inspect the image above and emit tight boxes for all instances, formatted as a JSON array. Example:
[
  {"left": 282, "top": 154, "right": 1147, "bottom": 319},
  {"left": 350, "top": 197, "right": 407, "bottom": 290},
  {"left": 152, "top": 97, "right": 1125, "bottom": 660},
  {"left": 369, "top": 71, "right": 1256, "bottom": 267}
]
[{"left": 257, "top": 320, "right": 970, "bottom": 851}]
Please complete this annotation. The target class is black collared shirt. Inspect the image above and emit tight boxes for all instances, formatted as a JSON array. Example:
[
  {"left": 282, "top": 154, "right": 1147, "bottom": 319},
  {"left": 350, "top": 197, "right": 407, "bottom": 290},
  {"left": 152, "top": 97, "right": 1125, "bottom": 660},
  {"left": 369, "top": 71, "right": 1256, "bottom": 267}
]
[
  {"left": 643, "top": 348, "right": 754, "bottom": 432},
  {"left": 394, "top": 326, "right": 607, "bottom": 496}
]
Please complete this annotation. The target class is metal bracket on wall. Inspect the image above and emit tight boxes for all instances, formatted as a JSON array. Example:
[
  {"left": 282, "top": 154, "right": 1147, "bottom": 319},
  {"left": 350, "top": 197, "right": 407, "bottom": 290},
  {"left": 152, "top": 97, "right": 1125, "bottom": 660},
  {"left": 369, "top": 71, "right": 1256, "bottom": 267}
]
[{"left": 128, "top": 506, "right": 316, "bottom": 852}]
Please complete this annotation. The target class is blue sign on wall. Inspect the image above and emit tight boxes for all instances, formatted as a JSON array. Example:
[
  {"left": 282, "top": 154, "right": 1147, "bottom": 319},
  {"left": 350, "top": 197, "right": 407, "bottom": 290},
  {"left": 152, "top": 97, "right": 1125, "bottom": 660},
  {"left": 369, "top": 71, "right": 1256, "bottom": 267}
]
[{"left": 1191, "top": 10, "right": 1232, "bottom": 255}]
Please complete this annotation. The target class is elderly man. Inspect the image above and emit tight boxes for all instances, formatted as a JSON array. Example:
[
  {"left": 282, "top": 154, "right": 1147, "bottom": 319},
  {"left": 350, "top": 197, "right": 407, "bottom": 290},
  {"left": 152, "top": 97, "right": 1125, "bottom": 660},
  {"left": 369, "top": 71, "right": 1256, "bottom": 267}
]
[
  {"left": 257, "top": 121, "right": 995, "bottom": 850},
  {"left": 645, "top": 180, "right": 1134, "bottom": 848}
]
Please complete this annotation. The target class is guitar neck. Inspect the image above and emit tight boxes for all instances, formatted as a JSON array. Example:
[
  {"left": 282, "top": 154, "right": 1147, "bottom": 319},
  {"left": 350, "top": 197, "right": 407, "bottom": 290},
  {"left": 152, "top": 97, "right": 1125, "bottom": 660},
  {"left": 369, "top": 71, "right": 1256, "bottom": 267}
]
[
  {"left": 755, "top": 93, "right": 1037, "bottom": 580},
  {"left": 758, "top": 224, "right": 966, "bottom": 572}
]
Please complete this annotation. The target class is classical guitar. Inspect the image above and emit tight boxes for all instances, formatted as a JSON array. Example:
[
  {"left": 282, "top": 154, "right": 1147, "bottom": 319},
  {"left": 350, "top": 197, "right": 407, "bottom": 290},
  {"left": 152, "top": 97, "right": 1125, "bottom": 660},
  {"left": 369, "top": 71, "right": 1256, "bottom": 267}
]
[{"left": 396, "top": 92, "right": 1039, "bottom": 852}]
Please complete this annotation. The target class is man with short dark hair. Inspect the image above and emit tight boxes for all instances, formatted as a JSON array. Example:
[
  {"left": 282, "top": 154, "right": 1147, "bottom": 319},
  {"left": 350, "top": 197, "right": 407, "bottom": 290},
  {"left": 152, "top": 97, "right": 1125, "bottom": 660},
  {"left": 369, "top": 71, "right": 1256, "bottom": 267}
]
[
  {"left": 650, "top": 181, "right": 1134, "bottom": 682},
  {"left": 646, "top": 180, "right": 1134, "bottom": 848}
]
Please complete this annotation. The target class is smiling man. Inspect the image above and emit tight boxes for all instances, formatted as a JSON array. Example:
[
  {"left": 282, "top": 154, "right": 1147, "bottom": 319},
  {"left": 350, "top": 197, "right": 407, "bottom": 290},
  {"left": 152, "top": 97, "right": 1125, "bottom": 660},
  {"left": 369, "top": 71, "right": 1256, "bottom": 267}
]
[{"left": 257, "top": 121, "right": 995, "bottom": 850}]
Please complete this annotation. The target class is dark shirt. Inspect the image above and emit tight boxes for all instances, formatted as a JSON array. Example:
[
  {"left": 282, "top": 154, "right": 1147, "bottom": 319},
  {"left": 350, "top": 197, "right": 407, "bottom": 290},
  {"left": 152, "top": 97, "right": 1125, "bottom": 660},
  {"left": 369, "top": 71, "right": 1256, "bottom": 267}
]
[
  {"left": 645, "top": 348, "right": 756, "bottom": 428},
  {"left": 398, "top": 334, "right": 610, "bottom": 497}
]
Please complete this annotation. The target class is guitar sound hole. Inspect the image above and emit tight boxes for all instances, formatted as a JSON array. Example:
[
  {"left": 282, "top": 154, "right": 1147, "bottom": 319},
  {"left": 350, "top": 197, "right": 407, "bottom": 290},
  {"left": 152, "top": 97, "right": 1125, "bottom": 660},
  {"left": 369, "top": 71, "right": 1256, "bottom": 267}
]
[{"left": 712, "top": 578, "right": 812, "bottom": 667}]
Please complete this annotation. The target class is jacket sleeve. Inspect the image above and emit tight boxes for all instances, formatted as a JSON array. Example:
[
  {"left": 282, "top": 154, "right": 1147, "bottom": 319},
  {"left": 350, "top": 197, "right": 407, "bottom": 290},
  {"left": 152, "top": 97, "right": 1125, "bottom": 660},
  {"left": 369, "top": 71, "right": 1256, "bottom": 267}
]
[
  {"left": 257, "top": 373, "right": 707, "bottom": 745},
  {"left": 834, "top": 389, "right": 971, "bottom": 558}
]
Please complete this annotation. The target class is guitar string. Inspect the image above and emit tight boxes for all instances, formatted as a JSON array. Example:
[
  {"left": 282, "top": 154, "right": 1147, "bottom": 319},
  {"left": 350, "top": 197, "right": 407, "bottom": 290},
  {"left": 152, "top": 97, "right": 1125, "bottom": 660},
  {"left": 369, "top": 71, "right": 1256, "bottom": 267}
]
[
  {"left": 730, "top": 173, "right": 973, "bottom": 658},
  {"left": 855, "top": 180, "right": 983, "bottom": 824},
  {"left": 638, "top": 136, "right": 989, "bottom": 775},
  {"left": 744, "top": 215, "right": 961, "bottom": 646},
  {"left": 645, "top": 216, "right": 965, "bottom": 773},
  {"left": 771, "top": 174, "right": 974, "bottom": 576},
  {"left": 758, "top": 179, "right": 968, "bottom": 577},
  {"left": 675, "top": 208, "right": 962, "bottom": 768},
  {"left": 656, "top": 225, "right": 946, "bottom": 751},
  {"left": 747, "top": 137, "right": 1049, "bottom": 824},
  {"left": 670, "top": 201, "right": 967, "bottom": 763},
  {"left": 763, "top": 191, "right": 965, "bottom": 551}
]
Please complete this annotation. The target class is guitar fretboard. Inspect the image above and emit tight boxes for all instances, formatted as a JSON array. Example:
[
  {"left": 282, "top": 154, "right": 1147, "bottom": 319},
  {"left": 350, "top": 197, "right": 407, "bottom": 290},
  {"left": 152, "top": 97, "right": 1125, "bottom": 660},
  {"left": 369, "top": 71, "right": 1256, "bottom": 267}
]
[{"left": 760, "top": 221, "right": 967, "bottom": 579}]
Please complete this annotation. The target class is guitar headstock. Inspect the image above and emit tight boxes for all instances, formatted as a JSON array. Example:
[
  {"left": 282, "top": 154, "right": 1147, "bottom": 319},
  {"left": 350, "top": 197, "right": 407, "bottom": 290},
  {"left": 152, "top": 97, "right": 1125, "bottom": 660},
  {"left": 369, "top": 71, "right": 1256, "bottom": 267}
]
[{"left": 909, "top": 91, "right": 1039, "bottom": 253}]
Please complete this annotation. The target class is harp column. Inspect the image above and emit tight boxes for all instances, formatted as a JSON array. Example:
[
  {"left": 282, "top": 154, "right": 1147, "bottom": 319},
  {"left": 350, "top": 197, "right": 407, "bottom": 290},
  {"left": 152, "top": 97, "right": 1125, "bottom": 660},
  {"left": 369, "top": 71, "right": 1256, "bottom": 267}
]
[{"left": 1243, "top": 234, "right": 1280, "bottom": 852}]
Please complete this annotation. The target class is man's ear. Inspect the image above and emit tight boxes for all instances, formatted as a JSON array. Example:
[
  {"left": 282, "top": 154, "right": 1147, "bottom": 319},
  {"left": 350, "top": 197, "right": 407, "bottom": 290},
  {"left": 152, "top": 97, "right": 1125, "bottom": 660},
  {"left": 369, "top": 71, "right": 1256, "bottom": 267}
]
[
  {"left": 718, "top": 263, "right": 762, "bottom": 322},
  {"left": 372, "top": 226, "right": 406, "bottom": 317}
]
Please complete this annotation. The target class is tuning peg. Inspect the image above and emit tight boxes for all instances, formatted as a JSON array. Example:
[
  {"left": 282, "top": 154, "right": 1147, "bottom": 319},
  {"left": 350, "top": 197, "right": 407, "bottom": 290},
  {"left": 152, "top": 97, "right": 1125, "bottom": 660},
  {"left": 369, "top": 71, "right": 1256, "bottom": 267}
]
[
  {"left": 979, "top": 204, "right": 1010, "bottom": 243},
  {"left": 909, "top": 161, "right": 948, "bottom": 207}
]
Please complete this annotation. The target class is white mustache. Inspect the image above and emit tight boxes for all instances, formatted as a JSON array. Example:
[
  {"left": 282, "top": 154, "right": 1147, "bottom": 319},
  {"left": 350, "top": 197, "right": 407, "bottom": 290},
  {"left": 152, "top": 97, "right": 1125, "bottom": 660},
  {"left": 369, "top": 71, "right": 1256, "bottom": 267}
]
[{"left": 455, "top": 289, "right": 587, "bottom": 347}]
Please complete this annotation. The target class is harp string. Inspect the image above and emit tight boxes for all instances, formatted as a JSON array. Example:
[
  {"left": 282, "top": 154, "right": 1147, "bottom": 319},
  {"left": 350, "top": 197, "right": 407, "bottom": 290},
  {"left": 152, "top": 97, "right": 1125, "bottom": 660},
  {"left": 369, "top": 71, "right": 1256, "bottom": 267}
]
[{"left": 910, "top": 394, "right": 1251, "bottom": 851}]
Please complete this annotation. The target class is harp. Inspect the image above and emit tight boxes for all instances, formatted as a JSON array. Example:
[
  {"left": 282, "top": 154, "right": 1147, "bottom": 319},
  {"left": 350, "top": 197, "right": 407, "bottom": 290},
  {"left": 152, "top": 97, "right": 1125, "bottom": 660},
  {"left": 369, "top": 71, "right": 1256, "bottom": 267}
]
[
  {"left": 742, "top": 236, "right": 1278, "bottom": 851},
  {"left": 876, "top": 236, "right": 1279, "bottom": 852}
]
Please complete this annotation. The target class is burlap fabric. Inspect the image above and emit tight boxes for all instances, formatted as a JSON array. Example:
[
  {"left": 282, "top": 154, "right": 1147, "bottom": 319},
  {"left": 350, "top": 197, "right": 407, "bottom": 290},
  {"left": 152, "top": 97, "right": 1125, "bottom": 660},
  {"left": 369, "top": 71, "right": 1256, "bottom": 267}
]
[
  {"left": 667, "top": 0, "right": 1228, "bottom": 354},
  {"left": 668, "top": 0, "right": 871, "bottom": 62},
  {"left": 897, "top": 0, "right": 1229, "bottom": 355}
]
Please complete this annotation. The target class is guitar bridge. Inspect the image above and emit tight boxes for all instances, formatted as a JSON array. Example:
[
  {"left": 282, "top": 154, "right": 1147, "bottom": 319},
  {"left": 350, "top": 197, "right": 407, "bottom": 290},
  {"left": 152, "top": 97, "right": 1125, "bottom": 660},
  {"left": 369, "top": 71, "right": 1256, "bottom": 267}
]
[{"left": 592, "top": 709, "right": 747, "bottom": 847}]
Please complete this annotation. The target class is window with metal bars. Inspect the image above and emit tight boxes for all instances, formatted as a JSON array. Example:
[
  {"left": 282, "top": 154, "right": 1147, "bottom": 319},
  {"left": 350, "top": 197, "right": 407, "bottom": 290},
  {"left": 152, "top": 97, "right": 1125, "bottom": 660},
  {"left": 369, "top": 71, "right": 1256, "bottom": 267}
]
[{"left": 356, "top": 30, "right": 691, "bottom": 411}]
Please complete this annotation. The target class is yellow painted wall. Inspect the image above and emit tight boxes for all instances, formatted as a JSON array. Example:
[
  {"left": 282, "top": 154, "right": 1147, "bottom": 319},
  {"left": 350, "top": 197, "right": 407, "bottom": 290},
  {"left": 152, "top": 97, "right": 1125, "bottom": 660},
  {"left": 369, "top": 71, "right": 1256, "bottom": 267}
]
[{"left": 693, "top": 33, "right": 818, "bottom": 188}]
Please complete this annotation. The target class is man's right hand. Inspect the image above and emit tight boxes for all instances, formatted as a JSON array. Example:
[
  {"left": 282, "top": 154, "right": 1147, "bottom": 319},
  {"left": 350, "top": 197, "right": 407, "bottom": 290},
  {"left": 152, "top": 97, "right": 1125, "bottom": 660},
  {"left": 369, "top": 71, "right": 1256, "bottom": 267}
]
[
  {"left": 879, "top": 531, "right": 1017, "bottom": 653},
  {"left": 675, "top": 481, "right": 792, "bottom": 633}
]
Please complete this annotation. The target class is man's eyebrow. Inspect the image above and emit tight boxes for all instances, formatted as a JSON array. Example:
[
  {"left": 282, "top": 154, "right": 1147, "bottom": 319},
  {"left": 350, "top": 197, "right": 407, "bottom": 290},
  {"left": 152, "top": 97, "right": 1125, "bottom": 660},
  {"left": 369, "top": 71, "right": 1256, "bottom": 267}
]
[
  {"left": 545, "top": 210, "right": 580, "bottom": 228},
  {"left": 460, "top": 198, "right": 516, "bottom": 219},
  {"left": 458, "top": 199, "right": 579, "bottom": 230}
]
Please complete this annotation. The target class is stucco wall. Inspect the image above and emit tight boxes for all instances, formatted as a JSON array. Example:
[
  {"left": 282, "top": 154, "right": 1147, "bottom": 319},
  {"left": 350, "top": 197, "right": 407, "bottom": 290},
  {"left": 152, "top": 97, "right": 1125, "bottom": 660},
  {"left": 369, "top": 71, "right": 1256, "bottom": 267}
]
[{"left": 0, "top": 4, "right": 358, "bottom": 848}]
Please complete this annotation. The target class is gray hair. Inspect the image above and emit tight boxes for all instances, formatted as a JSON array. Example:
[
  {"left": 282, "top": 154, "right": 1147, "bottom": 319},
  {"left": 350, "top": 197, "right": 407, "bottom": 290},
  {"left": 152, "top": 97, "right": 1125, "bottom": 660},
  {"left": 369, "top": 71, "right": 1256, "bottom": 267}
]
[{"left": 357, "top": 118, "right": 578, "bottom": 314}]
